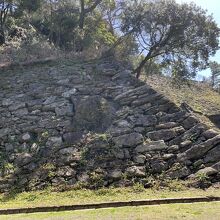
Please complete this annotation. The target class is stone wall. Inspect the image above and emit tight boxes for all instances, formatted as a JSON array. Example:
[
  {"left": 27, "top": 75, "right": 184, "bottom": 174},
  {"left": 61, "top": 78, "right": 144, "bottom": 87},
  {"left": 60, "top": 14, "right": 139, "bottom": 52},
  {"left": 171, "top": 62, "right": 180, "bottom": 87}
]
[
  {"left": 208, "top": 114, "right": 220, "bottom": 129},
  {"left": 0, "top": 58, "right": 220, "bottom": 191}
]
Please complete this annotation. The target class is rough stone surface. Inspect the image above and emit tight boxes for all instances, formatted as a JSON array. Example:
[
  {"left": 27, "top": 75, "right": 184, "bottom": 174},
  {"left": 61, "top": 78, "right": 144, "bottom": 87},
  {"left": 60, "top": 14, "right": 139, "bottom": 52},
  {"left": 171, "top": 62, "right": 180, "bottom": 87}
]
[
  {"left": 126, "top": 166, "right": 146, "bottom": 177},
  {"left": 74, "top": 96, "right": 116, "bottom": 132},
  {"left": 167, "top": 166, "right": 191, "bottom": 179},
  {"left": 0, "top": 58, "right": 219, "bottom": 191},
  {"left": 204, "top": 145, "right": 220, "bottom": 163},
  {"left": 133, "top": 155, "right": 146, "bottom": 164},
  {"left": 196, "top": 167, "right": 218, "bottom": 176},
  {"left": 135, "top": 115, "right": 157, "bottom": 127},
  {"left": 202, "top": 129, "right": 219, "bottom": 139},
  {"left": 178, "top": 135, "right": 220, "bottom": 161},
  {"left": 108, "top": 170, "right": 122, "bottom": 180},
  {"left": 150, "top": 160, "right": 168, "bottom": 173},
  {"left": 148, "top": 127, "right": 185, "bottom": 141},
  {"left": 21, "top": 133, "right": 31, "bottom": 142},
  {"left": 62, "top": 132, "right": 83, "bottom": 144},
  {"left": 135, "top": 140, "right": 168, "bottom": 153},
  {"left": 112, "top": 133, "right": 143, "bottom": 147}
]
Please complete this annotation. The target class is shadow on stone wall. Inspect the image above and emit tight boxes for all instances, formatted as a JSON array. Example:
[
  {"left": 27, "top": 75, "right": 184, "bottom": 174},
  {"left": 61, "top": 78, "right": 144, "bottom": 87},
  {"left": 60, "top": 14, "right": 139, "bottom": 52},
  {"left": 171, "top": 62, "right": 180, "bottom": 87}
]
[{"left": 208, "top": 114, "right": 220, "bottom": 129}]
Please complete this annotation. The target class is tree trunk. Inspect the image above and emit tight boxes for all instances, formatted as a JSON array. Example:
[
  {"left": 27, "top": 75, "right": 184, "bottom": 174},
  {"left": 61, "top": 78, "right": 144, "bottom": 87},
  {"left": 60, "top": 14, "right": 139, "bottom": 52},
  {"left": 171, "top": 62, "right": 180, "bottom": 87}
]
[
  {"left": 133, "top": 55, "right": 151, "bottom": 79},
  {"left": 0, "top": 28, "right": 5, "bottom": 45},
  {"left": 79, "top": 0, "right": 85, "bottom": 29},
  {"left": 103, "top": 29, "right": 136, "bottom": 57},
  {"left": 79, "top": 0, "right": 102, "bottom": 30}
]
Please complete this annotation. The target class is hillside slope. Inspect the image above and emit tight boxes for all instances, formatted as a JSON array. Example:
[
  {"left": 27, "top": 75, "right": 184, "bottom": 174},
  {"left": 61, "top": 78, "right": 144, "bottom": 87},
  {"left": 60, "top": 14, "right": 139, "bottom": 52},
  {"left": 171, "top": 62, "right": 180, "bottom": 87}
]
[
  {"left": 0, "top": 58, "right": 220, "bottom": 192},
  {"left": 144, "top": 75, "right": 220, "bottom": 128}
]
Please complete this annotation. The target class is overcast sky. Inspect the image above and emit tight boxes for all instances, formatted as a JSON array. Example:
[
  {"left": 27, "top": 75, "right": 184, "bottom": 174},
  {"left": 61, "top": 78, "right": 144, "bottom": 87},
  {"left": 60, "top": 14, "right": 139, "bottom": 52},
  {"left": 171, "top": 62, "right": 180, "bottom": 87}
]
[{"left": 176, "top": 0, "right": 220, "bottom": 79}]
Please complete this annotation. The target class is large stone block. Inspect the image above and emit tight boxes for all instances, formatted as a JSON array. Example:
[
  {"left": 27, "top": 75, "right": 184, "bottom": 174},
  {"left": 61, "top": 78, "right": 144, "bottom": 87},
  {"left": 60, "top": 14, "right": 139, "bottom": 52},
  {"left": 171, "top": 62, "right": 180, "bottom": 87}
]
[
  {"left": 112, "top": 132, "right": 143, "bottom": 147},
  {"left": 148, "top": 127, "right": 185, "bottom": 141},
  {"left": 74, "top": 96, "right": 116, "bottom": 132},
  {"left": 135, "top": 115, "right": 157, "bottom": 127},
  {"left": 179, "top": 134, "right": 220, "bottom": 161},
  {"left": 204, "top": 145, "right": 220, "bottom": 163},
  {"left": 135, "top": 140, "right": 168, "bottom": 153}
]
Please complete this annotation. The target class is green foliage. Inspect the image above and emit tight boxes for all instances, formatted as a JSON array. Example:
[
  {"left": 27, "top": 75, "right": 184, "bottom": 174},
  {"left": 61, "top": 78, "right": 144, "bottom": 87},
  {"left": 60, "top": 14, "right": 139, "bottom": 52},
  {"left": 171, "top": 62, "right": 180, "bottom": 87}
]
[
  {"left": 41, "top": 163, "right": 56, "bottom": 179},
  {"left": 94, "top": 22, "right": 117, "bottom": 46},
  {"left": 88, "top": 170, "right": 105, "bottom": 189},
  {"left": 19, "top": 0, "right": 42, "bottom": 12},
  {"left": 0, "top": 157, "right": 15, "bottom": 177},
  {"left": 132, "top": 182, "right": 145, "bottom": 192},
  {"left": 209, "top": 61, "right": 220, "bottom": 89},
  {"left": 93, "top": 133, "right": 111, "bottom": 142},
  {"left": 1, "top": 0, "right": 220, "bottom": 79},
  {"left": 42, "top": 163, "right": 56, "bottom": 171},
  {"left": 195, "top": 172, "right": 209, "bottom": 182},
  {"left": 121, "top": 0, "right": 220, "bottom": 79}
]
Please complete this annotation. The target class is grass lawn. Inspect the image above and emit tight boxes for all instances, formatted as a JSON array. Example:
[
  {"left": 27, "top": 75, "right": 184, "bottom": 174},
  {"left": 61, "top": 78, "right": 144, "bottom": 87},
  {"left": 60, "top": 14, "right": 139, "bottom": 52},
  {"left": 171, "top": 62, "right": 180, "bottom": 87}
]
[
  {"left": 1, "top": 202, "right": 220, "bottom": 220},
  {"left": 0, "top": 186, "right": 220, "bottom": 219},
  {"left": 0, "top": 186, "right": 220, "bottom": 209}
]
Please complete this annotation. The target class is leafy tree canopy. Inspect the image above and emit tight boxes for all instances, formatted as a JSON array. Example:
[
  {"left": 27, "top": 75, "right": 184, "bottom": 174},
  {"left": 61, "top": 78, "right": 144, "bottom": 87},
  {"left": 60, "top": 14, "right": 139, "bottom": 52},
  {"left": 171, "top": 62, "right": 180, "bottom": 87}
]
[
  {"left": 0, "top": 0, "right": 220, "bottom": 82},
  {"left": 120, "top": 0, "right": 220, "bottom": 79},
  {"left": 210, "top": 61, "right": 220, "bottom": 88}
]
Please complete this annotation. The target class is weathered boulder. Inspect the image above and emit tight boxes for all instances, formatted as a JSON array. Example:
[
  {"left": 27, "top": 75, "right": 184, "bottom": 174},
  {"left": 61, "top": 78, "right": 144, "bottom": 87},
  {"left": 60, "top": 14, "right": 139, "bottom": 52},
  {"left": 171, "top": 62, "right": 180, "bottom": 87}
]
[
  {"left": 168, "top": 145, "right": 179, "bottom": 153},
  {"left": 57, "top": 166, "right": 76, "bottom": 178},
  {"left": 62, "top": 132, "right": 83, "bottom": 144},
  {"left": 13, "top": 108, "right": 28, "bottom": 117},
  {"left": 156, "top": 122, "right": 178, "bottom": 130},
  {"left": 112, "top": 132, "right": 143, "bottom": 147},
  {"left": 135, "top": 115, "right": 157, "bottom": 127},
  {"left": 212, "top": 161, "right": 220, "bottom": 171},
  {"left": 202, "top": 129, "right": 219, "bottom": 139},
  {"left": 2, "top": 98, "right": 13, "bottom": 106},
  {"left": 21, "top": 133, "right": 31, "bottom": 142},
  {"left": 74, "top": 96, "right": 116, "bottom": 132},
  {"left": 195, "top": 167, "right": 218, "bottom": 176},
  {"left": 108, "top": 170, "right": 122, "bottom": 180},
  {"left": 14, "top": 153, "right": 33, "bottom": 167},
  {"left": 108, "top": 126, "right": 132, "bottom": 137},
  {"left": 204, "top": 145, "right": 220, "bottom": 163},
  {"left": 193, "top": 159, "right": 204, "bottom": 168},
  {"left": 178, "top": 135, "right": 220, "bottom": 161},
  {"left": 59, "top": 147, "right": 75, "bottom": 155},
  {"left": 148, "top": 127, "right": 185, "bottom": 141},
  {"left": 126, "top": 166, "right": 146, "bottom": 177},
  {"left": 182, "top": 115, "right": 199, "bottom": 129},
  {"left": 46, "top": 137, "right": 63, "bottom": 147},
  {"left": 43, "top": 96, "right": 56, "bottom": 105},
  {"left": 77, "top": 173, "right": 90, "bottom": 182},
  {"left": 160, "top": 111, "right": 188, "bottom": 123},
  {"left": 180, "top": 140, "right": 192, "bottom": 148},
  {"left": 55, "top": 103, "right": 74, "bottom": 116},
  {"left": 9, "top": 102, "right": 26, "bottom": 111},
  {"left": 131, "top": 93, "right": 161, "bottom": 107},
  {"left": 112, "top": 148, "right": 125, "bottom": 159},
  {"left": 62, "top": 89, "right": 77, "bottom": 98},
  {"left": 181, "top": 124, "right": 207, "bottom": 142},
  {"left": 133, "top": 155, "right": 146, "bottom": 164},
  {"left": 114, "top": 85, "right": 152, "bottom": 102},
  {"left": 150, "top": 160, "right": 168, "bottom": 173},
  {"left": 135, "top": 140, "right": 168, "bottom": 153},
  {"left": 0, "top": 128, "right": 10, "bottom": 138},
  {"left": 162, "top": 154, "right": 175, "bottom": 160},
  {"left": 167, "top": 166, "right": 191, "bottom": 179}
]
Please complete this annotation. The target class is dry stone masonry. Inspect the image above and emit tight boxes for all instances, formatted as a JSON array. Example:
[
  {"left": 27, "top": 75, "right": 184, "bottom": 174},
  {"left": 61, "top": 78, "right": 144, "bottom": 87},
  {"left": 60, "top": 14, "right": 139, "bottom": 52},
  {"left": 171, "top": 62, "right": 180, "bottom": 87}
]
[{"left": 0, "top": 58, "right": 220, "bottom": 191}]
